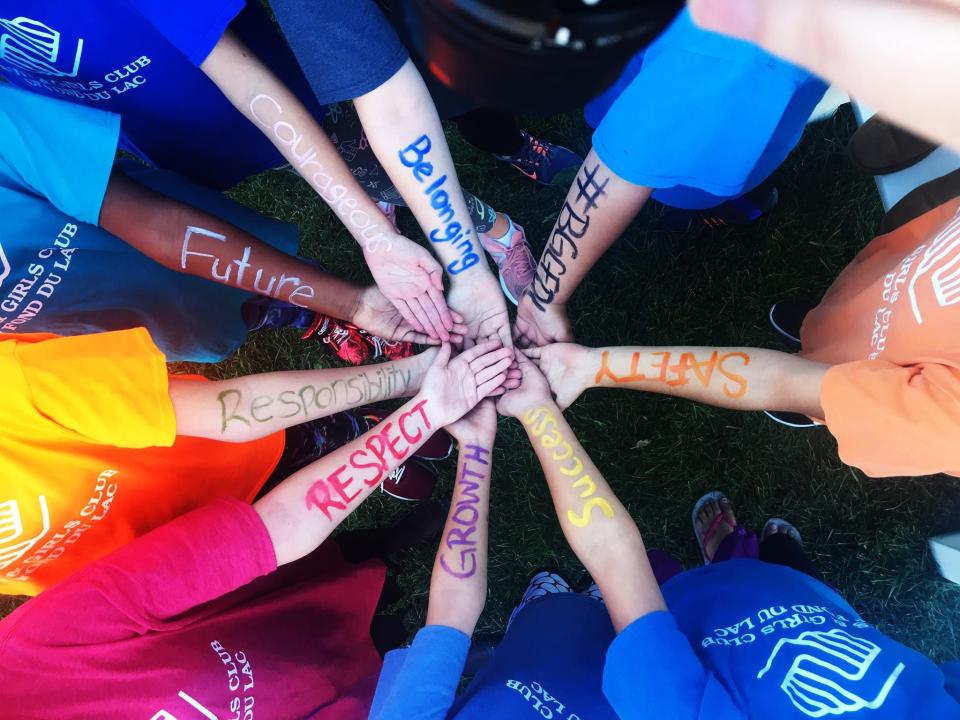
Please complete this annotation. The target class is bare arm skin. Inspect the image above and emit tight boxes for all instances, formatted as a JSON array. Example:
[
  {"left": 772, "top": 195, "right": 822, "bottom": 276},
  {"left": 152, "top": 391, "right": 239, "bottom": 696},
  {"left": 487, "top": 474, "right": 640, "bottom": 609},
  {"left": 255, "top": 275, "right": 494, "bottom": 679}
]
[
  {"left": 424, "top": 401, "right": 497, "bottom": 635},
  {"left": 527, "top": 343, "right": 829, "bottom": 416},
  {"left": 497, "top": 358, "right": 665, "bottom": 632},
  {"left": 514, "top": 149, "right": 653, "bottom": 347}
]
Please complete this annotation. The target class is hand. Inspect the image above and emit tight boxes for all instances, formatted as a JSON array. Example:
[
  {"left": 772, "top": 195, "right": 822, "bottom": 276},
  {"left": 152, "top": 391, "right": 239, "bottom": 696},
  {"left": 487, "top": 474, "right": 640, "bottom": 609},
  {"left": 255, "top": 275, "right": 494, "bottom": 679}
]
[
  {"left": 446, "top": 399, "right": 497, "bottom": 443},
  {"left": 351, "top": 286, "right": 466, "bottom": 345},
  {"left": 514, "top": 293, "right": 573, "bottom": 349},
  {"left": 364, "top": 235, "right": 456, "bottom": 341},
  {"left": 689, "top": 0, "right": 960, "bottom": 151},
  {"left": 447, "top": 271, "right": 514, "bottom": 352},
  {"left": 523, "top": 343, "right": 595, "bottom": 410},
  {"left": 495, "top": 352, "right": 554, "bottom": 419},
  {"left": 420, "top": 341, "right": 514, "bottom": 427}
]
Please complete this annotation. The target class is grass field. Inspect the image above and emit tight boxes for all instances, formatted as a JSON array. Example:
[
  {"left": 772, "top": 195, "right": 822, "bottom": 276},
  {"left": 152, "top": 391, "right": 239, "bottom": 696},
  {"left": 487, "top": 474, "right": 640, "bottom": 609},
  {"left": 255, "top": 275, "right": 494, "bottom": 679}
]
[{"left": 5, "top": 106, "right": 960, "bottom": 664}]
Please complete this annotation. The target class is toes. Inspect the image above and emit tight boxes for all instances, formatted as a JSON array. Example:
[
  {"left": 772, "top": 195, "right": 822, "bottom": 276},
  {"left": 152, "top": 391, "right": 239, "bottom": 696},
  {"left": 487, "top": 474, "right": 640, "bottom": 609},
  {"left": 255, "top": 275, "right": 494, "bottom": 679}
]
[
  {"left": 696, "top": 500, "right": 720, "bottom": 532},
  {"left": 719, "top": 497, "right": 738, "bottom": 528}
]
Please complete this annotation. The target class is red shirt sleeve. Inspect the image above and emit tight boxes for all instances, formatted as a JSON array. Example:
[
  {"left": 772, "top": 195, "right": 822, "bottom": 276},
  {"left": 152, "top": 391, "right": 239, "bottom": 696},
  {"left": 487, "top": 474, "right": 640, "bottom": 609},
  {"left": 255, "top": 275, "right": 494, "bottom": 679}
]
[
  {"left": 0, "top": 498, "right": 276, "bottom": 649},
  {"left": 821, "top": 358, "right": 960, "bottom": 477}
]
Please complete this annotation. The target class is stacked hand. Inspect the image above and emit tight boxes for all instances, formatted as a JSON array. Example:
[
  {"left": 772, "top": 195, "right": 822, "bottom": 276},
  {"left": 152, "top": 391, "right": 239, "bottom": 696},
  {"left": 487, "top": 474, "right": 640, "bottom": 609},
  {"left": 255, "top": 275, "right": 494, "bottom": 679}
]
[
  {"left": 351, "top": 285, "right": 467, "bottom": 345},
  {"left": 364, "top": 234, "right": 459, "bottom": 341},
  {"left": 514, "top": 293, "right": 573, "bottom": 349},
  {"left": 447, "top": 271, "right": 514, "bottom": 351}
]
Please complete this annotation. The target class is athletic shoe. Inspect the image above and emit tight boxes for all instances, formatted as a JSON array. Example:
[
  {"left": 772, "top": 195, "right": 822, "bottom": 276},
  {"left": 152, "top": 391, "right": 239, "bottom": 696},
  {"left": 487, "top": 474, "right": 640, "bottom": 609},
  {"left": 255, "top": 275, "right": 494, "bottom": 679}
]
[
  {"left": 376, "top": 200, "right": 399, "bottom": 231},
  {"left": 848, "top": 115, "right": 937, "bottom": 176},
  {"left": 478, "top": 214, "right": 536, "bottom": 305},
  {"left": 507, "top": 571, "right": 573, "bottom": 628},
  {"left": 241, "top": 295, "right": 318, "bottom": 332},
  {"left": 301, "top": 315, "right": 413, "bottom": 365},
  {"left": 768, "top": 298, "right": 817, "bottom": 349},
  {"left": 272, "top": 410, "right": 366, "bottom": 479},
  {"left": 360, "top": 408, "right": 454, "bottom": 461},
  {"left": 381, "top": 460, "right": 437, "bottom": 502},
  {"left": 763, "top": 410, "right": 818, "bottom": 428},
  {"left": 661, "top": 179, "right": 779, "bottom": 230},
  {"left": 496, "top": 130, "right": 583, "bottom": 186}
]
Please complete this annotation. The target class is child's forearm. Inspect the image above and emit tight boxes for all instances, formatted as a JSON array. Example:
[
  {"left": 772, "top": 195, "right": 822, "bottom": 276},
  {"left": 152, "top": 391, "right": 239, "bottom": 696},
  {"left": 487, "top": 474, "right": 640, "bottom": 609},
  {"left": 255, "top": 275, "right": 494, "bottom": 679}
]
[
  {"left": 201, "top": 30, "right": 397, "bottom": 253},
  {"left": 587, "top": 346, "right": 828, "bottom": 415},
  {"left": 254, "top": 393, "right": 438, "bottom": 565},
  {"left": 425, "top": 433, "right": 495, "bottom": 635},
  {"left": 168, "top": 352, "right": 433, "bottom": 442},
  {"left": 520, "top": 400, "right": 665, "bottom": 631}
]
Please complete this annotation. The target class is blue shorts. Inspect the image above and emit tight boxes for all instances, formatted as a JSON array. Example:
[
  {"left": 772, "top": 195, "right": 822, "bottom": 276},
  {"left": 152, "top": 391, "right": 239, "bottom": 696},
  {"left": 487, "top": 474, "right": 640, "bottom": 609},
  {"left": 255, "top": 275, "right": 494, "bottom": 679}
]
[{"left": 587, "top": 9, "right": 828, "bottom": 210}]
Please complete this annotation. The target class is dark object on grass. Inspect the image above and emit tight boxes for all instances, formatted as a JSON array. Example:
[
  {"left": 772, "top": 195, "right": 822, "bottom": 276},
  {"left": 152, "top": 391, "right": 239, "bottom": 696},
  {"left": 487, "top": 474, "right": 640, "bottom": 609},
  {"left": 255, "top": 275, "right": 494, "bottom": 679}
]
[{"left": 848, "top": 115, "right": 937, "bottom": 176}]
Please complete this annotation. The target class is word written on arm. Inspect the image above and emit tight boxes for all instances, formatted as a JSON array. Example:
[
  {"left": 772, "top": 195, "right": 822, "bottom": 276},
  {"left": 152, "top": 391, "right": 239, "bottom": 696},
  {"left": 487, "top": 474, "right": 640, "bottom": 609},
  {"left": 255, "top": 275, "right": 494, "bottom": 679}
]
[
  {"left": 249, "top": 93, "right": 392, "bottom": 253},
  {"left": 527, "top": 162, "right": 609, "bottom": 311},
  {"left": 305, "top": 400, "right": 431, "bottom": 520},
  {"left": 439, "top": 444, "right": 491, "bottom": 579},
  {"left": 399, "top": 134, "right": 480, "bottom": 275},
  {"left": 523, "top": 406, "right": 614, "bottom": 528},
  {"left": 218, "top": 366, "right": 413, "bottom": 433},
  {"left": 181, "top": 226, "right": 316, "bottom": 307},
  {"left": 595, "top": 350, "right": 750, "bottom": 399}
]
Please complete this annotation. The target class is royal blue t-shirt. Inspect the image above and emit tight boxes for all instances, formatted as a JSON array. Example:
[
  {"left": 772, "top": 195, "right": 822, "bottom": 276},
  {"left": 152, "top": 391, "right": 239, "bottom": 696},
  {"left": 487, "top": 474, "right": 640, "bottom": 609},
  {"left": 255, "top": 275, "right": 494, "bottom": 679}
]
[
  {"left": 0, "top": 0, "right": 323, "bottom": 189},
  {"left": 604, "top": 560, "right": 960, "bottom": 718},
  {"left": 0, "top": 84, "right": 298, "bottom": 362},
  {"left": 586, "top": 9, "right": 828, "bottom": 210}
]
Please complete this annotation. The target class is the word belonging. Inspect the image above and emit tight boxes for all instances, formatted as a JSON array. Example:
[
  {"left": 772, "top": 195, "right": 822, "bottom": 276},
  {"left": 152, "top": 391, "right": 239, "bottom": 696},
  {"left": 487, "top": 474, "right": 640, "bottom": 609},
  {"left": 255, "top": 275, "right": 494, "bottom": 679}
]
[
  {"left": 527, "top": 163, "right": 608, "bottom": 310},
  {"left": 439, "top": 445, "right": 490, "bottom": 579},
  {"left": 398, "top": 134, "right": 480, "bottom": 275},
  {"left": 523, "top": 406, "right": 614, "bottom": 527},
  {"left": 595, "top": 349, "right": 750, "bottom": 400},
  {"left": 218, "top": 367, "right": 413, "bottom": 433},
  {"left": 249, "top": 94, "right": 392, "bottom": 253},
  {"left": 305, "top": 400, "right": 431, "bottom": 520},
  {"left": 181, "top": 226, "right": 317, "bottom": 307}
]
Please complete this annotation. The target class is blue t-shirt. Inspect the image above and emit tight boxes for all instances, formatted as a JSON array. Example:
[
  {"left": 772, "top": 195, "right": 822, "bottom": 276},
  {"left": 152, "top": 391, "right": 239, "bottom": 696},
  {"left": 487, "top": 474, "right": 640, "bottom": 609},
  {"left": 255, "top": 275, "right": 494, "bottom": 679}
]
[
  {"left": 268, "top": 0, "right": 409, "bottom": 105},
  {"left": 0, "top": 84, "right": 298, "bottom": 362},
  {"left": 372, "top": 593, "right": 619, "bottom": 719},
  {"left": 604, "top": 560, "right": 960, "bottom": 718},
  {"left": 0, "top": 0, "right": 323, "bottom": 189},
  {"left": 586, "top": 9, "right": 828, "bottom": 210}
]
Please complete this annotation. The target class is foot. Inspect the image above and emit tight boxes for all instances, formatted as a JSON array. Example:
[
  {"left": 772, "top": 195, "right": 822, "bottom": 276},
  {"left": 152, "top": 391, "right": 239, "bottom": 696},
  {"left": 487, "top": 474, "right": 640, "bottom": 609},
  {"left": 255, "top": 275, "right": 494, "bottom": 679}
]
[
  {"left": 496, "top": 130, "right": 584, "bottom": 186},
  {"left": 848, "top": 115, "right": 937, "bottom": 176},
  {"left": 381, "top": 460, "right": 437, "bottom": 502},
  {"left": 478, "top": 214, "right": 536, "bottom": 305},
  {"left": 695, "top": 495, "right": 738, "bottom": 563},
  {"left": 761, "top": 517, "right": 803, "bottom": 546},
  {"left": 661, "top": 180, "right": 779, "bottom": 229},
  {"left": 302, "top": 315, "right": 413, "bottom": 365}
]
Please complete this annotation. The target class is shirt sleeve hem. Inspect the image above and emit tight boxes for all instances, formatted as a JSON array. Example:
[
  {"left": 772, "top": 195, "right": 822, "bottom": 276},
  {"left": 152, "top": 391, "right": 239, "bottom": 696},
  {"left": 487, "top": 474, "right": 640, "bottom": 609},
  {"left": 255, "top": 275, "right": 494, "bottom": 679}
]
[
  {"left": 186, "top": 1, "right": 247, "bottom": 66},
  {"left": 308, "top": 46, "right": 409, "bottom": 104}
]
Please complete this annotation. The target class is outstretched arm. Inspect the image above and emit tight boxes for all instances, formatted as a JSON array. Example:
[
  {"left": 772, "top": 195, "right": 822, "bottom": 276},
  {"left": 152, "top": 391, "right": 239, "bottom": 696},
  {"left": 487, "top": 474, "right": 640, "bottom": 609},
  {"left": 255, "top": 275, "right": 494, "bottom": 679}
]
[
  {"left": 169, "top": 349, "right": 435, "bottom": 442},
  {"left": 201, "top": 29, "right": 454, "bottom": 341},
  {"left": 256, "top": 341, "right": 512, "bottom": 565},
  {"left": 497, "top": 358, "right": 664, "bottom": 632},
  {"left": 528, "top": 343, "right": 829, "bottom": 416},
  {"left": 514, "top": 150, "right": 652, "bottom": 347}
]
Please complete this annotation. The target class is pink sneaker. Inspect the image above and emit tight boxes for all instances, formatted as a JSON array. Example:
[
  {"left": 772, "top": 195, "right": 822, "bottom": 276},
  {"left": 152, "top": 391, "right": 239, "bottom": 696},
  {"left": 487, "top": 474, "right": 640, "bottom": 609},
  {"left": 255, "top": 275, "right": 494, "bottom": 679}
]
[{"left": 478, "top": 214, "right": 536, "bottom": 305}]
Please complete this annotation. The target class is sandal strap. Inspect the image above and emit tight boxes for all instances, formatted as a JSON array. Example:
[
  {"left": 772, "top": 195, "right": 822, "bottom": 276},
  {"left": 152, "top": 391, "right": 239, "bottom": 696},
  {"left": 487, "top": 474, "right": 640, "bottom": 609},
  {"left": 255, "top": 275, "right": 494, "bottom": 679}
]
[{"left": 700, "top": 509, "right": 735, "bottom": 563}]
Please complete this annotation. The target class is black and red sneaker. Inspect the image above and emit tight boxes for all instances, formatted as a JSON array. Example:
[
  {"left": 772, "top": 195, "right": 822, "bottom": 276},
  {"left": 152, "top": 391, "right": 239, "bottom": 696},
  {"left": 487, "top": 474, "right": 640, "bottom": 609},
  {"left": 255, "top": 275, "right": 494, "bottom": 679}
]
[
  {"left": 301, "top": 315, "right": 413, "bottom": 365},
  {"left": 381, "top": 460, "right": 437, "bottom": 502}
]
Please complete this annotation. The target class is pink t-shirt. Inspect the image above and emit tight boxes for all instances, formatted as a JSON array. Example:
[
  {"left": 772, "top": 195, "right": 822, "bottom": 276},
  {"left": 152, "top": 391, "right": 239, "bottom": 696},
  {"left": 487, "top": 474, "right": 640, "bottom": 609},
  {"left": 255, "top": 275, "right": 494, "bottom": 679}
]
[{"left": 0, "top": 497, "right": 385, "bottom": 719}]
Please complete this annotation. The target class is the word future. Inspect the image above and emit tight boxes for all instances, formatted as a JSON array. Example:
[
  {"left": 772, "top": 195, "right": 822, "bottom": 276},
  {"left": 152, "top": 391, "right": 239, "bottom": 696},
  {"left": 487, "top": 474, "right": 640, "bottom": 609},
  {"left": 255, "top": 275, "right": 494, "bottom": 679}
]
[
  {"left": 595, "top": 350, "right": 750, "bottom": 399},
  {"left": 181, "top": 226, "right": 316, "bottom": 307},
  {"left": 523, "top": 406, "right": 615, "bottom": 528},
  {"left": 399, "top": 134, "right": 480, "bottom": 275},
  {"left": 304, "top": 400, "right": 432, "bottom": 520},
  {"left": 439, "top": 444, "right": 491, "bottom": 579}
]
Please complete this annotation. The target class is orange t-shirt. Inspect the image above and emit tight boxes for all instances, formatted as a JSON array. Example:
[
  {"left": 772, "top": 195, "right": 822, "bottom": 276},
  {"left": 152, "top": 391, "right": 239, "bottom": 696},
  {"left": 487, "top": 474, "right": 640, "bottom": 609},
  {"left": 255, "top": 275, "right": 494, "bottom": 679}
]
[
  {"left": 801, "top": 198, "right": 960, "bottom": 477},
  {"left": 0, "top": 329, "right": 284, "bottom": 596}
]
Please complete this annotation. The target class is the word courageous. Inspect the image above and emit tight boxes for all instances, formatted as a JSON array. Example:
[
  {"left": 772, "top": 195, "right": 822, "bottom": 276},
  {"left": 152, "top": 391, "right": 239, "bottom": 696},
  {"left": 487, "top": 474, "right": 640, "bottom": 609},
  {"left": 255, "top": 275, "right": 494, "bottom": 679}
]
[
  {"left": 249, "top": 94, "right": 392, "bottom": 253},
  {"left": 305, "top": 400, "right": 432, "bottom": 520},
  {"left": 595, "top": 349, "right": 750, "bottom": 399},
  {"left": 181, "top": 225, "right": 316, "bottom": 307},
  {"left": 523, "top": 406, "right": 615, "bottom": 527},
  {"left": 398, "top": 134, "right": 479, "bottom": 275},
  {"left": 439, "top": 445, "right": 490, "bottom": 579},
  {"left": 218, "top": 367, "right": 413, "bottom": 433}
]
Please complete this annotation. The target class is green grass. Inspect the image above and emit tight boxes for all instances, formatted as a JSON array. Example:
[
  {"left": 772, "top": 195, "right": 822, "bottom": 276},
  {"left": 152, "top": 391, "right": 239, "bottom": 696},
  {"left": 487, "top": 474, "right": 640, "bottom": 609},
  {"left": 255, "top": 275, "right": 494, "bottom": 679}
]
[{"left": 6, "top": 107, "right": 960, "bottom": 663}]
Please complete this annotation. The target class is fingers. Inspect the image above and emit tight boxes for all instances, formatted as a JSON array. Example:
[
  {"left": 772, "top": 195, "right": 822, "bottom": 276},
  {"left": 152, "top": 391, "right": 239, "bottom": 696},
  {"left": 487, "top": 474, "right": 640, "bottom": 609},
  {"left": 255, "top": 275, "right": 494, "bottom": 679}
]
[
  {"left": 521, "top": 346, "right": 542, "bottom": 360},
  {"left": 477, "top": 371, "right": 510, "bottom": 399},
  {"left": 408, "top": 296, "right": 439, "bottom": 340},
  {"left": 468, "top": 347, "right": 514, "bottom": 376},
  {"left": 474, "top": 355, "right": 514, "bottom": 386},
  {"left": 426, "top": 284, "right": 455, "bottom": 333},
  {"left": 415, "top": 295, "right": 449, "bottom": 342},
  {"left": 689, "top": 0, "right": 960, "bottom": 150},
  {"left": 430, "top": 341, "right": 452, "bottom": 369},
  {"left": 458, "top": 338, "right": 503, "bottom": 365},
  {"left": 396, "top": 298, "right": 426, "bottom": 335},
  {"left": 450, "top": 309, "right": 465, "bottom": 325},
  {"left": 400, "top": 328, "right": 437, "bottom": 345}
]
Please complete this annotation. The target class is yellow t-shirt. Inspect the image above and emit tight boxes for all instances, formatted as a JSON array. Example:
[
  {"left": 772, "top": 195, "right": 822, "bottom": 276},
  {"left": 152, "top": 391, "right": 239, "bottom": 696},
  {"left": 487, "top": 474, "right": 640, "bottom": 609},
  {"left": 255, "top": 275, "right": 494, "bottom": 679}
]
[{"left": 0, "top": 329, "right": 284, "bottom": 596}]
